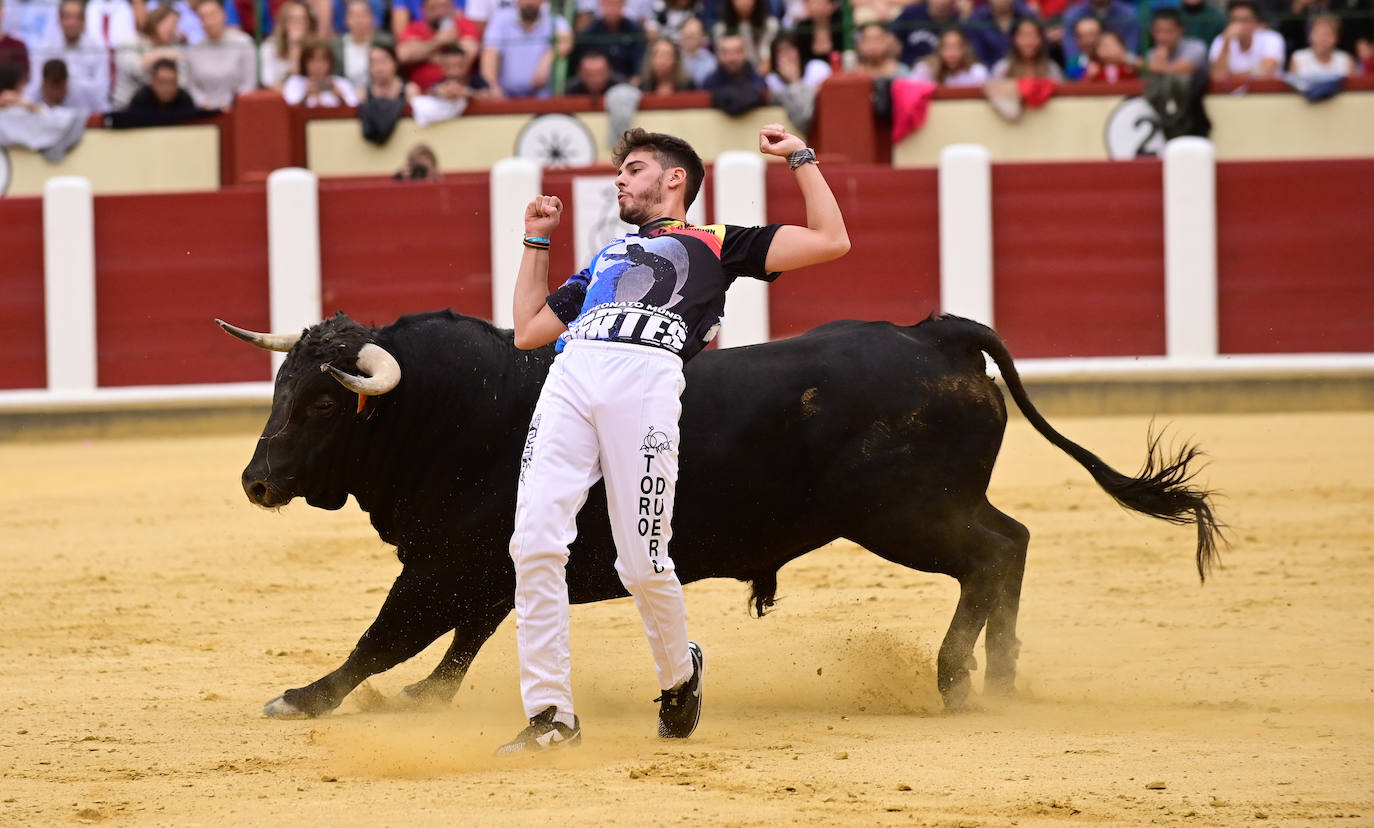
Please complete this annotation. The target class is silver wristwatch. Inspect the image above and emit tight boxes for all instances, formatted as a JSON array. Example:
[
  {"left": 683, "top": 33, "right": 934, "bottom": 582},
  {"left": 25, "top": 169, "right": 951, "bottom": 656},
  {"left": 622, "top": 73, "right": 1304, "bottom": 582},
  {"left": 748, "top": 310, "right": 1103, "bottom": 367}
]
[{"left": 787, "top": 147, "right": 818, "bottom": 170}]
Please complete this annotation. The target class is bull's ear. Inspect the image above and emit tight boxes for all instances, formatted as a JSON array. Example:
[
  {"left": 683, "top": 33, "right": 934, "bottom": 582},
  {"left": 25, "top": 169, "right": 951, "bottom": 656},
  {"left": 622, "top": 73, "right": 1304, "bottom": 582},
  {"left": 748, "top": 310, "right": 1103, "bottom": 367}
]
[
  {"left": 215, "top": 319, "right": 302, "bottom": 352},
  {"left": 323, "top": 343, "right": 401, "bottom": 396}
]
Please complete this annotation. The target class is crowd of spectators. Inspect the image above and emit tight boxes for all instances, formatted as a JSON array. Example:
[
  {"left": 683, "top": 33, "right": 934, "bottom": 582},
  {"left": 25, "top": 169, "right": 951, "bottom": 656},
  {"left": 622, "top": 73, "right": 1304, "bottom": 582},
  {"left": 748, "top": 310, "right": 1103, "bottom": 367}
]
[{"left": 0, "top": 0, "right": 1371, "bottom": 127}]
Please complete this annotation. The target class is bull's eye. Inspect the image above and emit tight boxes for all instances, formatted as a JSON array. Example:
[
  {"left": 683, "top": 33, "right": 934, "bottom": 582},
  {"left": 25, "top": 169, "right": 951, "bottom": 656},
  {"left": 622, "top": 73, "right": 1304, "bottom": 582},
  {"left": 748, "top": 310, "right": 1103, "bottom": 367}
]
[{"left": 307, "top": 397, "right": 338, "bottom": 417}]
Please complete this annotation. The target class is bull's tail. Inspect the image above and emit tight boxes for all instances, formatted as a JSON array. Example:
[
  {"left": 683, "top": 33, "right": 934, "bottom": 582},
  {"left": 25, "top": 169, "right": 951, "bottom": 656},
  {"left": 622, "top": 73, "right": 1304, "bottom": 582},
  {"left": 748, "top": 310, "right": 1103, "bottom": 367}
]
[{"left": 942, "top": 315, "right": 1224, "bottom": 581}]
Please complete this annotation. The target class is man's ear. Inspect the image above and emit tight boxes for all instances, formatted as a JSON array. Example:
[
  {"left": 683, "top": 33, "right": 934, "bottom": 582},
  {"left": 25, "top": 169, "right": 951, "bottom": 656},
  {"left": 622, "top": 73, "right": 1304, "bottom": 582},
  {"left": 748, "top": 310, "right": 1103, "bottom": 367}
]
[{"left": 667, "top": 166, "right": 687, "bottom": 192}]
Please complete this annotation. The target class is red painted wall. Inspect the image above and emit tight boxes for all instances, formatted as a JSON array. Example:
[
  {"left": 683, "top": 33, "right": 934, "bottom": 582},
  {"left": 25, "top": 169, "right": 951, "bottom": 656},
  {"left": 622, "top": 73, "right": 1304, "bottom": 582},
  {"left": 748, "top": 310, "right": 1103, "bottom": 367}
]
[
  {"left": 1217, "top": 159, "right": 1374, "bottom": 354},
  {"left": 992, "top": 160, "right": 1166, "bottom": 359},
  {"left": 93, "top": 187, "right": 271, "bottom": 387},
  {"left": 0, "top": 197, "right": 47, "bottom": 390},
  {"left": 766, "top": 165, "right": 940, "bottom": 338},
  {"left": 318, "top": 177, "right": 494, "bottom": 328}
]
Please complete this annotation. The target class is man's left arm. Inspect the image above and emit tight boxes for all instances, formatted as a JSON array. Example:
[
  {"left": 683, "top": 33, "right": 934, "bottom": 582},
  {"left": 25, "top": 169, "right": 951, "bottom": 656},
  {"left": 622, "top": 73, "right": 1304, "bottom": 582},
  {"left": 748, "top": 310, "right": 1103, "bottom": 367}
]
[{"left": 757, "top": 124, "right": 850, "bottom": 272}]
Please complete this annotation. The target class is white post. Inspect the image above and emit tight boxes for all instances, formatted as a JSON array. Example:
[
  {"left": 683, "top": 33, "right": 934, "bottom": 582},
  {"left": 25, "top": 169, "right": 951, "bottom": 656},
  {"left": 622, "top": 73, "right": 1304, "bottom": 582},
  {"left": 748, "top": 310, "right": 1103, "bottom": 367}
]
[
  {"left": 1163, "top": 137, "right": 1218, "bottom": 359},
  {"left": 43, "top": 176, "right": 97, "bottom": 392},
  {"left": 938, "top": 144, "right": 994, "bottom": 325},
  {"left": 490, "top": 157, "right": 542, "bottom": 329},
  {"left": 267, "top": 168, "right": 322, "bottom": 376},
  {"left": 713, "top": 150, "right": 769, "bottom": 348}
]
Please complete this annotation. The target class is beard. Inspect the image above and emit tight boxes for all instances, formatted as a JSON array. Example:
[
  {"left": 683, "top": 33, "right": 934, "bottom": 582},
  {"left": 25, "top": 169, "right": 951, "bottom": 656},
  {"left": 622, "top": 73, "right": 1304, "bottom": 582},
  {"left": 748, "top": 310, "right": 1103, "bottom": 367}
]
[
  {"left": 617, "top": 177, "right": 666, "bottom": 225},
  {"left": 518, "top": 5, "right": 540, "bottom": 22}
]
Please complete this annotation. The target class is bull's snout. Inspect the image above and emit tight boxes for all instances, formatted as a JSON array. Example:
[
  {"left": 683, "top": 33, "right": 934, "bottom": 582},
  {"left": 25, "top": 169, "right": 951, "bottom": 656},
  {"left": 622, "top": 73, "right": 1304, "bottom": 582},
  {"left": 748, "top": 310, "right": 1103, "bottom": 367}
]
[{"left": 242, "top": 470, "right": 289, "bottom": 508}]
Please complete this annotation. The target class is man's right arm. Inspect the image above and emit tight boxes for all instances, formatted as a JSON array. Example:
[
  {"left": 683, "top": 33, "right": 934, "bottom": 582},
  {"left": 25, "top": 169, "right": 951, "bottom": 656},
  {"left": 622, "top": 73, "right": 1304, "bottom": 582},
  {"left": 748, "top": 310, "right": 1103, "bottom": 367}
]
[{"left": 512, "top": 194, "right": 572, "bottom": 349}]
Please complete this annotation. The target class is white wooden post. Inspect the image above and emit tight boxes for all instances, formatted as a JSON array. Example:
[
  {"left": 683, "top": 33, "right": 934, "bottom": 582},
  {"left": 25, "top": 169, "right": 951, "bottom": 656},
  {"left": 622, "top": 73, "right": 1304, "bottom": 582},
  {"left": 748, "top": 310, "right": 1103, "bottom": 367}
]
[
  {"left": 490, "top": 157, "right": 542, "bottom": 329},
  {"left": 712, "top": 151, "right": 769, "bottom": 348},
  {"left": 43, "top": 176, "right": 98, "bottom": 391},
  {"left": 267, "top": 168, "right": 322, "bottom": 375},
  {"left": 938, "top": 144, "right": 994, "bottom": 325},
  {"left": 1163, "top": 137, "right": 1219, "bottom": 359}
]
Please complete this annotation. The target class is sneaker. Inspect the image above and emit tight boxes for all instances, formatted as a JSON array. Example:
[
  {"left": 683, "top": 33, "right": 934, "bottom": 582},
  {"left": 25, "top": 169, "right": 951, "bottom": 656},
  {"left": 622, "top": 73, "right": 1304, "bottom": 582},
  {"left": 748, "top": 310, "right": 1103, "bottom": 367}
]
[
  {"left": 656, "top": 641, "right": 704, "bottom": 739},
  {"left": 493, "top": 706, "right": 581, "bottom": 757}
]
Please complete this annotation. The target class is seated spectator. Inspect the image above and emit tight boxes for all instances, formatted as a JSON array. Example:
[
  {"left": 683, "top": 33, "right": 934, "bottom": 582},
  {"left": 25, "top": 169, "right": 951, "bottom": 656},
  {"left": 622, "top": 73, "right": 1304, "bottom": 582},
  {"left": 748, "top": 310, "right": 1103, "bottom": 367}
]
[
  {"left": 992, "top": 17, "right": 1065, "bottom": 78},
  {"left": 889, "top": 0, "right": 962, "bottom": 68},
  {"left": 702, "top": 31, "right": 766, "bottom": 114},
  {"left": 571, "top": 0, "right": 657, "bottom": 34},
  {"left": 713, "top": 0, "right": 780, "bottom": 74},
  {"left": 1146, "top": 8, "right": 1209, "bottom": 80},
  {"left": 1061, "top": 0, "right": 1139, "bottom": 67},
  {"left": 113, "top": 6, "right": 187, "bottom": 110},
  {"left": 1289, "top": 14, "right": 1354, "bottom": 76},
  {"left": 333, "top": 0, "right": 394, "bottom": 91},
  {"left": 0, "top": 60, "right": 85, "bottom": 160},
  {"left": 853, "top": 20, "right": 908, "bottom": 78},
  {"left": 479, "top": 0, "right": 573, "bottom": 98},
  {"left": 911, "top": 27, "right": 989, "bottom": 85},
  {"left": 398, "top": 0, "right": 481, "bottom": 91},
  {"left": 765, "top": 32, "right": 831, "bottom": 91},
  {"left": 1083, "top": 29, "right": 1138, "bottom": 79},
  {"left": 283, "top": 39, "right": 360, "bottom": 104},
  {"left": 1063, "top": 16, "right": 1100, "bottom": 78},
  {"left": 126, "top": 56, "right": 198, "bottom": 113},
  {"left": 1210, "top": 0, "right": 1285, "bottom": 78},
  {"left": 639, "top": 36, "right": 695, "bottom": 93},
  {"left": 1279, "top": 0, "right": 1372, "bottom": 59},
  {"left": 790, "top": 0, "right": 844, "bottom": 68},
  {"left": 678, "top": 16, "right": 718, "bottom": 86},
  {"left": 565, "top": 48, "right": 624, "bottom": 93},
  {"left": 261, "top": 2, "right": 312, "bottom": 89},
  {"left": 24, "top": 0, "right": 110, "bottom": 113},
  {"left": 574, "top": 0, "right": 646, "bottom": 83},
  {"left": 186, "top": 0, "right": 256, "bottom": 109},
  {"left": 967, "top": 0, "right": 1036, "bottom": 69},
  {"left": 145, "top": 0, "right": 244, "bottom": 44},
  {"left": 1179, "top": 0, "right": 1227, "bottom": 46},
  {"left": 365, "top": 42, "right": 417, "bottom": 99},
  {"left": 35, "top": 59, "right": 68, "bottom": 107},
  {"left": 427, "top": 41, "right": 487, "bottom": 93}
]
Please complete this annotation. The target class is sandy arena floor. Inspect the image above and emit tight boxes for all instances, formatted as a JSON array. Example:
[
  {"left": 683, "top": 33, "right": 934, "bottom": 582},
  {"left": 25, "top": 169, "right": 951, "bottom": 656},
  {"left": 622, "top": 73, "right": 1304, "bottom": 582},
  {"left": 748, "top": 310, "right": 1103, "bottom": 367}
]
[{"left": 1, "top": 411, "right": 1371, "bottom": 826}]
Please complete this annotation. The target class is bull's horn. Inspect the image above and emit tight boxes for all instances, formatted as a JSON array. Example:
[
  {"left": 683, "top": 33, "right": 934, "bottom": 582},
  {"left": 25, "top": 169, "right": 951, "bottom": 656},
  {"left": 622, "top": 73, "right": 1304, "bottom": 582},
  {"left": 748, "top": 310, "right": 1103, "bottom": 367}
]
[
  {"left": 323, "top": 343, "right": 401, "bottom": 396},
  {"left": 215, "top": 319, "right": 302, "bottom": 352}
]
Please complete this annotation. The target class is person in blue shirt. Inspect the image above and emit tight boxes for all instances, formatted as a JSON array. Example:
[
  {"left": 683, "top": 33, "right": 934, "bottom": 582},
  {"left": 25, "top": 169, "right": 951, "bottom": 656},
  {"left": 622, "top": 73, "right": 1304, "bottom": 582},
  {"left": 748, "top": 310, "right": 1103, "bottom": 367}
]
[
  {"left": 1061, "top": 0, "right": 1140, "bottom": 66},
  {"left": 966, "top": 0, "right": 1039, "bottom": 68}
]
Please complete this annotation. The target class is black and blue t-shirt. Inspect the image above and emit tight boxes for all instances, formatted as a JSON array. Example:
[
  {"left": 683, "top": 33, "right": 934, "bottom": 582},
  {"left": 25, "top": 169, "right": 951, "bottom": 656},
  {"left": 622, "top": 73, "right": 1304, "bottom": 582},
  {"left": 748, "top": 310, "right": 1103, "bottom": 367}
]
[{"left": 546, "top": 218, "right": 781, "bottom": 362}]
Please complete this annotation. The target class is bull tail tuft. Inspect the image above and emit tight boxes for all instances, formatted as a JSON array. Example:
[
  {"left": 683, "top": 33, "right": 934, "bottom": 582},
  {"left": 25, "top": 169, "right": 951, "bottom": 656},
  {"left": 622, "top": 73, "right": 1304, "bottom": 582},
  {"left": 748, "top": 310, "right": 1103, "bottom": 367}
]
[{"left": 748, "top": 570, "right": 779, "bottom": 617}]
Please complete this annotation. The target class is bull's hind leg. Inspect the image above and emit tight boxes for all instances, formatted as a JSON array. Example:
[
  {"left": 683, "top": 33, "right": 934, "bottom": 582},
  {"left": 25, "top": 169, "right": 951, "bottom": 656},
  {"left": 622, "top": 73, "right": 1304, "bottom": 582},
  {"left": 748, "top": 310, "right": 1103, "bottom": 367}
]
[
  {"left": 398, "top": 598, "right": 512, "bottom": 707},
  {"left": 979, "top": 503, "right": 1030, "bottom": 696},
  {"left": 853, "top": 514, "right": 1021, "bottom": 711}
]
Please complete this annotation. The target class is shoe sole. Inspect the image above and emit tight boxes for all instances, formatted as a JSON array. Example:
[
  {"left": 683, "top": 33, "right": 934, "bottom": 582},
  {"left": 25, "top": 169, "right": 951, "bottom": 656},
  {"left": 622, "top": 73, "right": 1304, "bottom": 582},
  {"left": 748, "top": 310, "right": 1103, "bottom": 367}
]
[
  {"left": 493, "top": 727, "right": 583, "bottom": 758},
  {"left": 662, "top": 642, "right": 705, "bottom": 739}
]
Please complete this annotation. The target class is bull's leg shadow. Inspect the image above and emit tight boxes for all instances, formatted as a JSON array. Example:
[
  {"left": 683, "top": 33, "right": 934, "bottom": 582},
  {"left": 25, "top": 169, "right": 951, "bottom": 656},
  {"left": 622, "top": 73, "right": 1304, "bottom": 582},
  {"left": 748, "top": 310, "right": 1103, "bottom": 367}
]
[
  {"left": 264, "top": 563, "right": 462, "bottom": 719},
  {"left": 980, "top": 504, "right": 1030, "bottom": 697},
  {"left": 397, "top": 599, "right": 512, "bottom": 708}
]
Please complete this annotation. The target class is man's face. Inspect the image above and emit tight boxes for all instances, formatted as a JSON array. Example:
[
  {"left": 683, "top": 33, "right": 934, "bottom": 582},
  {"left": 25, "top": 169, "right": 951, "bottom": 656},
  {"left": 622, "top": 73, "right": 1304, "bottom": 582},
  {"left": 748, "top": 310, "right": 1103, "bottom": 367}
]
[
  {"left": 198, "top": 2, "right": 226, "bottom": 39},
  {"left": 678, "top": 18, "right": 704, "bottom": 51},
  {"left": 438, "top": 49, "right": 469, "bottom": 79},
  {"left": 1228, "top": 5, "right": 1257, "bottom": 38},
  {"left": 989, "top": 0, "right": 1013, "bottom": 14},
  {"left": 423, "top": 0, "right": 451, "bottom": 23},
  {"left": 151, "top": 67, "right": 179, "bottom": 103},
  {"left": 716, "top": 35, "right": 747, "bottom": 74},
  {"left": 42, "top": 77, "right": 67, "bottom": 106},
  {"left": 345, "top": 1, "right": 373, "bottom": 34},
  {"left": 927, "top": 0, "right": 954, "bottom": 19},
  {"left": 578, "top": 55, "right": 611, "bottom": 93},
  {"left": 615, "top": 148, "right": 671, "bottom": 225},
  {"left": 517, "top": 0, "right": 541, "bottom": 22},
  {"left": 599, "top": 0, "right": 623, "bottom": 23},
  {"left": 59, "top": 2, "right": 84, "bottom": 41},
  {"left": 1074, "top": 17, "right": 1101, "bottom": 53},
  {"left": 1151, "top": 18, "right": 1180, "bottom": 50},
  {"left": 856, "top": 25, "right": 889, "bottom": 62}
]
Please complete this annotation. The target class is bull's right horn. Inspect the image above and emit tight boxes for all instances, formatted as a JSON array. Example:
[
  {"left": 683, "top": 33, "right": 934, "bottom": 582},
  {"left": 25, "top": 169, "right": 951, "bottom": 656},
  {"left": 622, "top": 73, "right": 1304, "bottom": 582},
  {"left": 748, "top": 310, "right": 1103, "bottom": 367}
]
[{"left": 215, "top": 319, "right": 302, "bottom": 352}]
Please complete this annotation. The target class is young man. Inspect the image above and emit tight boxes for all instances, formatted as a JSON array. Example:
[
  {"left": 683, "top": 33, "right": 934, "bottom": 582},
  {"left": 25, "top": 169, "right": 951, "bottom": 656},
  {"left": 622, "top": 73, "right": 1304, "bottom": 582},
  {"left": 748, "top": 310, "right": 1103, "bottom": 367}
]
[{"left": 496, "top": 125, "right": 849, "bottom": 755}]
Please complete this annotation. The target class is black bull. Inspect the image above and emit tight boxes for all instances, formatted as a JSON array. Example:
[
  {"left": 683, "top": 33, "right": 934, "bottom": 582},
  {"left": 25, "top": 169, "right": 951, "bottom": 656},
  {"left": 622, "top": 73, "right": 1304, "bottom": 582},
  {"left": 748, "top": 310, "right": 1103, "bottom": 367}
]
[{"left": 219, "top": 310, "right": 1222, "bottom": 718}]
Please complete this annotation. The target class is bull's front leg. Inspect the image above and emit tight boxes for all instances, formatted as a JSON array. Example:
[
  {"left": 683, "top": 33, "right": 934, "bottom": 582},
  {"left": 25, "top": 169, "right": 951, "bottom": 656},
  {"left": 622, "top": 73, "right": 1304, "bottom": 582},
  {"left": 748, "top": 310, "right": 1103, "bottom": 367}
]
[
  {"left": 264, "top": 562, "right": 458, "bottom": 718},
  {"left": 398, "top": 598, "right": 513, "bottom": 707}
]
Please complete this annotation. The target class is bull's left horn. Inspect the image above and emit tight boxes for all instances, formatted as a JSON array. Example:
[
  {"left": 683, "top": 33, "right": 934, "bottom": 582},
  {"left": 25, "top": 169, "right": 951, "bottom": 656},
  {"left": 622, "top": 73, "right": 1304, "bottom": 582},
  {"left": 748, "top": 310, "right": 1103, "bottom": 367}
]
[
  {"left": 215, "top": 319, "right": 302, "bottom": 352},
  {"left": 324, "top": 343, "right": 401, "bottom": 396}
]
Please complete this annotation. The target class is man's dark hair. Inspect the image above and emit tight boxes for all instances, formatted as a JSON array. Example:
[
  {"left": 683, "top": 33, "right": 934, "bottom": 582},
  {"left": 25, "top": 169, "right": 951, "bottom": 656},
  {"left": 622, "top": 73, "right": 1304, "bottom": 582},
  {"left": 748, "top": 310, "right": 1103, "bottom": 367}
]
[
  {"left": 43, "top": 58, "right": 69, "bottom": 84},
  {"left": 436, "top": 42, "right": 467, "bottom": 57},
  {"left": 1152, "top": 7, "right": 1182, "bottom": 25},
  {"left": 151, "top": 57, "right": 179, "bottom": 75},
  {"left": 612, "top": 128, "right": 705, "bottom": 209},
  {"left": 1226, "top": 0, "right": 1258, "bottom": 15},
  {"left": 0, "top": 61, "right": 22, "bottom": 94}
]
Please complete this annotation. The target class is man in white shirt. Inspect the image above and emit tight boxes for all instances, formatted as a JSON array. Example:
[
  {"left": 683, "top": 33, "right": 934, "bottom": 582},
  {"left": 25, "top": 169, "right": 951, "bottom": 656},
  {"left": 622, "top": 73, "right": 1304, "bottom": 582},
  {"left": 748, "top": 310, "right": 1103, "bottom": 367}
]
[
  {"left": 84, "top": 0, "right": 137, "bottom": 49},
  {"left": 25, "top": 0, "right": 110, "bottom": 113},
  {"left": 1209, "top": 0, "right": 1285, "bottom": 78}
]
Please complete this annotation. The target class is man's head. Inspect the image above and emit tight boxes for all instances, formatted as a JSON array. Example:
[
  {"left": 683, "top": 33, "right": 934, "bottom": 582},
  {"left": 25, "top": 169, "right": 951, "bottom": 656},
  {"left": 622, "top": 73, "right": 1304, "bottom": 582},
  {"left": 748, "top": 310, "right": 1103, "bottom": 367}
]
[
  {"left": 599, "top": 0, "right": 624, "bottom": 24},
  {"left": 988, "top": 0, "right": 1014, "bottom": 15},
  {"left": 150, "top": 57, "right": 180, "bottom": 103},
  {"left": 1308, "top": 13, "right": 1339, "bottom": 53},
  {"left": 678, "top": 16, "right": 706, "bottom": 52},
  {"left": 575, "top": 50, "right": 613, "bottom": 94},
  {"left": 423, "top": 0, "right": 453, "bottom": 25},
  {"left": 611, "top": 128, "right": 704, "bottom": 223},
  {"left": 1073, "top": 15, "right": 1102, "bottom": 56},
  {"left": 926, "top": 0, "right": 955, "bottom": 19},
  {"left": 715, "top": 32, "right": 749, "bottom": 74},
  {"left": 855, "top": 21, "right": 892, "bottom": 64},
  {"left": 196, "top": 0, "right": 227, "bottom": 41},
  {"left": 41, "top": 58, "right": 68, "bottom": 106},
  {"left": 436, "top": 42, "right": 470, "bottom": 79},
  {"left": 1226, "top": 0, "right": 1259, "bottom": 39},
  {"left": 516, "top": 0, "right": 542, "bottom": 23},
  {"left": 58, "top": 0, "right": 86, "bottom": 43},
  {"left": 1151, "top": 8, "right": 1183, "bottom": 50},
  {"left": 345, "top": 0, "right": 375, "bottom": 36}
]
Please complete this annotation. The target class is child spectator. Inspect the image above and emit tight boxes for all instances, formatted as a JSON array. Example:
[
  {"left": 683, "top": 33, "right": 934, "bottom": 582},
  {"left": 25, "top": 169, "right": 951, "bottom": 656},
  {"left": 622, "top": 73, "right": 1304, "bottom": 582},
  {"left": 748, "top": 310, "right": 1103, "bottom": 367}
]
[
  {"left": 126, "top": 56, "right": 198, "bottom": 112},
  {"left": 399, "top": 0, "right": 481, "bottom": 90},
  {"left": 889, "top": 0, "right": 962, "bottom": 68},
  {"left": 702, "top": 31, "right": 766, "bottom": 113},
  {"left": 1289, "top": 14, "right": 1354, "bottom": 75},
  {"left": 854, "top": 19, "right": 908, "bottom": 78},
  {"left": 1147, "top": 8, "right": 1209, "bottom": 80},
  {"left": 574, "top": 0, "right": 647, "bottom": 83},
  {"left": 991, "top": 17, "right": 1064, "bottom": 77},
  {"left": 282, "top": 38, "right": 360, "bottom": 104},
  {"left": 333, "top": 0, "right": 392, "bottom": 91},
  {"left": 1060, "top": 0, "right": 1139, "bottom": 67},
  {"left": 1210, "top": 0, "right": 1285, "bottom": 78},
  {"left": 678, "top": 16, "right": 717, "bottom": 85},
  {"left": 1063, "top": 14, "right": 1099, "bottom": 78},
  {"left": 713, "top": 0, "right": 779, "bottom": 74},
  {"left": 113, "top": 5, "right": 187, "bottom": 109},
  {"left": 186, "top": 0, "right": 256, "bottom": 109},
  {"left": 1083, "top": 28, "right": 1138, "bottom": 79},
  {"left": 261, "top": 2, "right": 312, "bottom": 89},
  {"left": 565, "top": 47, "right": 624, "bottom": 93},
  {"left": 24, "top": 0, "right": 110, "bottom": 113},
  {"left": 911, "top": 27, "right": 989, "bottom": 85},
  {"left": 790, "top": 0, "right": 843, "bottom": 68},
  {"left": 639, "top": 36, "right": 695, "bottom": 92},
  {"left": 479, "top": 0, "right": 572, "bottom": 98},
  {"left": 967, "top": 0, "right": 1037, "bottom": 69}
]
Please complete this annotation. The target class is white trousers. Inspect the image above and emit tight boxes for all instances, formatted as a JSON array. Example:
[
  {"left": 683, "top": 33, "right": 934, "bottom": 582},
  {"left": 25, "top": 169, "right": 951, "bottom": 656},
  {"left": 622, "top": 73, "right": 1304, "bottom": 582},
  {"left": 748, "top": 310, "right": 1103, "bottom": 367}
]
[{"left": 509, "top": 340, "right": 694, "bottom": 719}]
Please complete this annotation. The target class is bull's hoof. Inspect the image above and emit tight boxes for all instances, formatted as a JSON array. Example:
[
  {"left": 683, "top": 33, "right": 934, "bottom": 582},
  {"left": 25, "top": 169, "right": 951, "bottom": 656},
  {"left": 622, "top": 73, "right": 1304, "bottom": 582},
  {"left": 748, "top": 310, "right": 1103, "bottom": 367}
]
[
  {"left": 939, "top": 673, "right": 973, "bottom": 711},
  {"left": 398, "top": 678, "right": 458, "bottom": 709},
  {"left": 984, "top": 673, "right": 1017, "bottom": 697},
  {"left": 263, "top": 694, "right": 312, "bottom": 719}
]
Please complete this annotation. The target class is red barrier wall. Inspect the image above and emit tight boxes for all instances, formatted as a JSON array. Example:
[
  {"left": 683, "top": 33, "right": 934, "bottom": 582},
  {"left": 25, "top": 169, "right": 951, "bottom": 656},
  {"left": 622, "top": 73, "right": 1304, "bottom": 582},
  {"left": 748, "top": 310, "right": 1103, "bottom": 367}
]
[
  {"left": 1217, "top": 159, "right": 1374, "bottom": 355},
  {"left": 0, "top": 197, "right": 47, "bottom": 390},
  {"left": 992, "top": 160, "right": 1166, "bottom": 358},
  {"left": 93, "top": 188, "right": 271, "bottom": 387},
  {"left": 766, "top": 165, "right": 940, "bottom": 338},
  {"left": 318, "top": 177, "right": 494, "bottom": 327}
]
